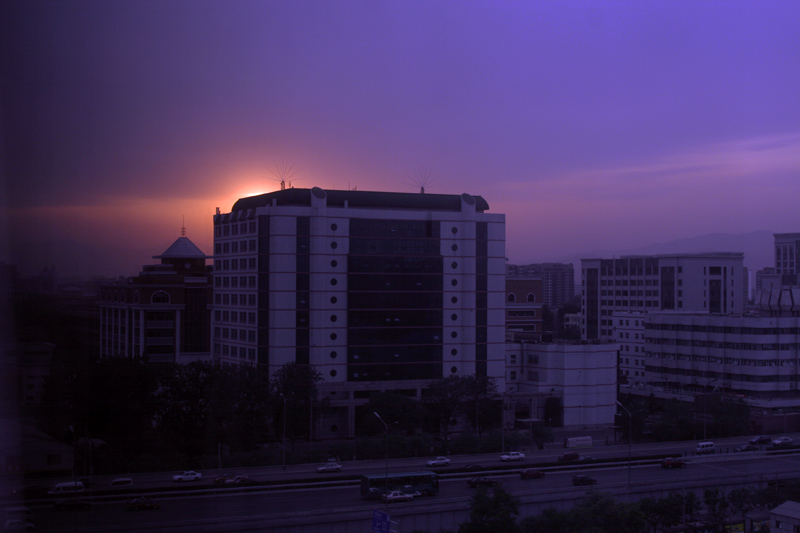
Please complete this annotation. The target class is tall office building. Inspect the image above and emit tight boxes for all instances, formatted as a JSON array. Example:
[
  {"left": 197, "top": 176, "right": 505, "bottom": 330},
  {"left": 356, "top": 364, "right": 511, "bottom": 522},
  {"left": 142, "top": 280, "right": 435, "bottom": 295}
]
[
  {"left": 580, "top": 253, "right": 745, "bottom": 341},
  {"left": 775, "top": 233, "right": 800, "bottom": 285},
  {"left": 212, "top": 187, "right": 506, "bottom": 438}
]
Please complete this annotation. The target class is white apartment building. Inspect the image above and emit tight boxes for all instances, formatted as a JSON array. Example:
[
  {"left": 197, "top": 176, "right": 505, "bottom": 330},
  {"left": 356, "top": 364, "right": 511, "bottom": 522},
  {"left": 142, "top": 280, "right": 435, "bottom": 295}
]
[
  {"left": 613, "top": 311, "right": 647, "bottom": 388},
  {"left": 212, "top": 187, "right": 506, "bottom": 438},
  {"left": 505, "top": 337, "right": 618, "bottom": 429},
  {"left": 581, "top": 253, "right": 746, "bottom": 341},
  {"left": 645, "top": 293, "right": 800, "bottom": 398}
]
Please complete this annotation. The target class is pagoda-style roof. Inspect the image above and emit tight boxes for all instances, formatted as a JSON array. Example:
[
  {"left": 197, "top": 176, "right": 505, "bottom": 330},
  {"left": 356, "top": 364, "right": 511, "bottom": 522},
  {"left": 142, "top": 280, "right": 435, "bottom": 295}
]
[{"left": 153, "top": 236, "right": 210, "bottom": 259}]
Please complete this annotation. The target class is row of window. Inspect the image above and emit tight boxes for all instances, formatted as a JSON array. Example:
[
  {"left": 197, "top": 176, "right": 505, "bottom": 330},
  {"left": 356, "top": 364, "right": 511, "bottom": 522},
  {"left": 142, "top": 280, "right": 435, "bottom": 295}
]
[
  {"left": 215, "top": 257, "right": 257, "bottom": 271},
  {"left": 647, "top": 339, "right": 800, "bottom": 351},
  {"left": 214, "top": 293, "right": 257, "bottom": 306},
  {"left": 214, "top": 327, "right": 256, "bottom": 342},
  {"left": 646, "top": 324, "right": 800, "bottom": 334},
  {"left": 213, "top": 343, "right": 257, "bottom": 360},
  {"left": 214, "top": 221, "right": 257, "bottom": 238},
  {"left": 214, "top": 276, "right": 257, "bottom": 288},
  {"left": 214, "top": 240, "right": 257, "bottom": 255},
  {"left": 646, "top": 366, "right": 800, "bottom": 383},
  {"left": 213, "top": 310, "right": 256, "bottom": 324},
  {"left": 647, "top": 352, "right": 800, "bottom": 365}
]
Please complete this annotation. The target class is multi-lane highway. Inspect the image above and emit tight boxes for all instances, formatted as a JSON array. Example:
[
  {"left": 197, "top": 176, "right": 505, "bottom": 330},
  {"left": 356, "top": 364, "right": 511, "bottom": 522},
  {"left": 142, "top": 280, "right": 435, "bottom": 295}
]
[{"left": 13, "top": 435, "right": 800, "bottom": 532}]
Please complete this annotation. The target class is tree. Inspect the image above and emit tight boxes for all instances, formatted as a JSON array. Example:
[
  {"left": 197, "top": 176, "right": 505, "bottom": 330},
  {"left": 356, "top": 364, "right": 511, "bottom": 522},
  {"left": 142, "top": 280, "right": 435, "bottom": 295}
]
[
  {"left": 704, "top": 488, "right": 732, "bottom": 533},
  {"left": 728, "top": 488, "right": 756, "bottom": 530},
  {"left": 460, "top": 375, "right": 500, "bottom": 438},
  {"left": 459, "top": 485, "right": 520, "bottom": 533},
  {"left": 529, "top": 425, "right": 553, "bottom": 450},
  {"left": 361, "top": 392, "right": 425, "bottom": 436},
  {"left": 272, "top": 362, "right": 330, "bottom": 448},
  {"left": 423, "top": 375, "right": 469, "bottom": 440}
]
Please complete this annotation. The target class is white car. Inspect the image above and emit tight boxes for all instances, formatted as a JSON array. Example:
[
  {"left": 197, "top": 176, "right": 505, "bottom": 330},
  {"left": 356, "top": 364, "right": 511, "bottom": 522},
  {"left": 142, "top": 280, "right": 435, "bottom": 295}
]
[
  {"left": 772, "top": 436, "right": 794, "bottom": 447},
  {"left": 381, "top": 490, "right": 413, "bottom": 503},
  {"left": 426, "top": 456, "right": 451, "bottom": 467},
  {"left": 500, "top": 451, "right": 525, "bottom": 461},
  {"left": 172, "top": 470, "right": 202, "bottom": 482},
  {"left": 316, "top": 462, "right": 342, "bottom": 473}
]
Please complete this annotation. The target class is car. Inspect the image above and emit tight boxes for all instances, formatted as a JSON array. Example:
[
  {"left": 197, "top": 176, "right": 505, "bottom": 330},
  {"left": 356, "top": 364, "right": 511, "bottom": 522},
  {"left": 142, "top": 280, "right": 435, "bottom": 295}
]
[
  {"left": 577, "top": 455, "right": 596, "bottom": 462},
  {"left": 735, "top": 444, "right": 759, "bottom": 453},
  {"left": 225, "top": 475, "right": 255, "bottom": 485},
  {"left": 520, "top": 468, "right": 545, "bottom": 479},
  {"left": 772, "top": 437, "right": 794, "bottom": 447},
  {"left": 558, "top": 452, "right": 580, "bottom": 462},
  {"left": 4, "top": 520, "right": 35, "bottom": 532},
  {"left": 463, "top": 464, "right": 484, "bottom": 472},
  {"left": 172, "top": 471, "right": 202, "bottom": 482},
  {"left": 214, "top": 473, "right": 237, "bottom": 484},
  {"left": 401, "top": 485, "right": 423, "bottom": 497},
  {"left": 426, "top": 456, "right": 451, "bottom": 467},
  {"left": 499, "top": 451, "right": 525, "bottom": 462},
  {"left": 126, "top": 497, "right": 161, "bottom": 511},
  {"left": 381, "top": 490, "right": 413, "bottom": 503},
  {"left": 572, "top": 475, "right": 598, "bottom": 486},
  {"left": 467, "top": 477, "right": 497, "bottom": 488},
  {"left": 661, "top": 457, "right": 686, "bottom": 469},
  {"left": 317, "top": 462, "right": 343, "bottom": 473},
  {"left": 750, "top": 435, "right": 772, "bottom": 445},
  {"left": 55, "top": 498, "right": 93, "bottom": 511}
]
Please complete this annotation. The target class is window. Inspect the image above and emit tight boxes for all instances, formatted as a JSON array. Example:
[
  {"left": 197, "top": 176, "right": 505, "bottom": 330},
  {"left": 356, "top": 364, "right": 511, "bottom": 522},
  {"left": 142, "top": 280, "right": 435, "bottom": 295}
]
[
  {"left": 510, "top": 371, "right": 517, "bottom": 381},
  {"left": 508, "top": 293, "right": 516, "bottom": 303},
  {"left": 151, "top": 291, "right": 170, "bottom": 304},
  {"left": 527, "top": 293, "right": 535, "bottom": 303}
]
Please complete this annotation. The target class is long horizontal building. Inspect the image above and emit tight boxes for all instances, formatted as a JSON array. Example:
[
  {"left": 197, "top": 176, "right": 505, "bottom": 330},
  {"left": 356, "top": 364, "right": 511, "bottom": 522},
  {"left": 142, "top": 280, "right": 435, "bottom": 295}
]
[{"left": 581, "top": 253, "right": 746, "bottom": 341}]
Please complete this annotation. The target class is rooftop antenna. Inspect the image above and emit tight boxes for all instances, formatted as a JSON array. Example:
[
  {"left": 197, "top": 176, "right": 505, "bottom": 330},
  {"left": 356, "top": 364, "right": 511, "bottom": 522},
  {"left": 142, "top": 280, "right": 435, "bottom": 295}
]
[
  {"left": 404, "top": 166, "right": 437, "bottom": 194},
  {"left": 181, "top": 215, "right": 186, "bottom": 237},
  {"left": 268, "top": 159, "right": 301, "bottom": 191}
]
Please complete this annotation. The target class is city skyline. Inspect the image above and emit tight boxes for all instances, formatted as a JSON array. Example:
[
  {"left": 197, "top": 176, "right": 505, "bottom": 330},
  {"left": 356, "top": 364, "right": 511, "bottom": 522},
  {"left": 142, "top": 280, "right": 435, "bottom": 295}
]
[{"left": 2, "top": 1, "right": 799, "bottom": 278}]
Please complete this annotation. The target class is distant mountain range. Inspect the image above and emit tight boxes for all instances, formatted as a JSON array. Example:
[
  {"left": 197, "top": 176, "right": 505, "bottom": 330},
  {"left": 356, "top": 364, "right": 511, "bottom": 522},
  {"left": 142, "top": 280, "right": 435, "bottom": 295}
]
[{"left": 549, "top": 230, "right": 775, "bottom": 275}]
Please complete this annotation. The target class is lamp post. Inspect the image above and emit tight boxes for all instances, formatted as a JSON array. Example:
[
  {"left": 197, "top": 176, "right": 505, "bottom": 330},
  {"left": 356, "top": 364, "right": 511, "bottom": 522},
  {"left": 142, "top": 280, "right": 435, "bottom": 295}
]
[
  {"left": 373, "top": 411, "right": 389, "bottom": 505},
  {"left": 280, "top": 393, "right": 287, "bottom": 470},
  {"left": 502, "top": 386, "right": 515, "bottom": 454},
  {"left": 616, "top": 400, "right": 632, "bottom": 490}
]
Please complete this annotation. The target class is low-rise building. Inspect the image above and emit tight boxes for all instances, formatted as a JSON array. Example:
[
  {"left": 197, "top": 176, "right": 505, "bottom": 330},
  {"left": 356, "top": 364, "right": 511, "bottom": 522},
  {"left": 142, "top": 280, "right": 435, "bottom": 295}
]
[{"left": 505, "top": 334, "right": 618, "bottom": 429}]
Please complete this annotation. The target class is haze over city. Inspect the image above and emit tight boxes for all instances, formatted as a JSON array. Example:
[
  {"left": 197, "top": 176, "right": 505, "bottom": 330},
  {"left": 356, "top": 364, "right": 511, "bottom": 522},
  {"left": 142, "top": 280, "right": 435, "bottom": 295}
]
[{"left": 2, "top": 1, "right": 799, "bottom": 278}]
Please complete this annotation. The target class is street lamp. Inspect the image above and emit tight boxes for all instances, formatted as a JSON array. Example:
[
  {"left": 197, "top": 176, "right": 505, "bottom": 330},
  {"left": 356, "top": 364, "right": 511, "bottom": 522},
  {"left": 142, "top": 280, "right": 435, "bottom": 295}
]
[
  {"left": 280, "top": 393, "right": 287, "bottom": 470},
  {"left": 616, "top": 400, "right": 632, "bottom": 490},
  {"left": 502, "top": 386, "right": 515, "bottom": 454},
  {"left": 373, "top": 411, "right": 389, "bottom": 503}
]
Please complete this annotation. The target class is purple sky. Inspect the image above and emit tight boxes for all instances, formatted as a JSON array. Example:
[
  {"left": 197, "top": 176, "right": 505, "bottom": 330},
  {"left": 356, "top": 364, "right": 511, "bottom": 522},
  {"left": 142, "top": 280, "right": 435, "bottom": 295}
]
[{"left": 2, "top": 1, "right": 799, "bottom": 278}]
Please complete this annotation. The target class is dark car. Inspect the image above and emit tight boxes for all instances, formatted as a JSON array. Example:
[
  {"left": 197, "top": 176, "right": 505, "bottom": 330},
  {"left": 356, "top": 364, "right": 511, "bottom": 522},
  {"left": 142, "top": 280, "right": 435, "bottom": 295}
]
[
  {"left": 558, "top": 452, "right": 580, "bottom": 462},
  {"left": 572, "top": 475, "right": 597, "bottom": 486},
  {"left": 55, "top": 499, "right": 93, "bottom": 511},
  {"left": 520, "top": 468, "right": 545, "bottom": 480},
  {"left": 735, "top": 444, "right": 759, "bottom": 453},
  {"left": 463, "top": 464, "right": 484, "bottom": 472},
  {"left": 467, "top": 477, "right": 497, "bottom": 488},
  {"left": 214, "top": 472, "right": 237, "bottom": 484},
  {"left": 749, "top": 435, "right": 771, "bottom": 445},
  {"left": 126, "top": 497, "right": 161, "bottom": 511},
  {"left": 661, "top": 457, "right": 686, "bottom": 469}
]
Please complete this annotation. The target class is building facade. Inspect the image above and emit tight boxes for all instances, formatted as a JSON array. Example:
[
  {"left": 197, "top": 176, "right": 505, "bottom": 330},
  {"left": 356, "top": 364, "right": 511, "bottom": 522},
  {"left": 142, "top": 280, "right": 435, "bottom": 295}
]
[
  {"left": 775, "top": 233, "right": 800, "bottom": 285},
  {"left": 98, "top": 234, "right": 212, "bottom": 364},
  {"left": 505, "top": 277, "right": 543, "bottom": 336},
  {"left": 504, "top": 337, "right": 618, "bottom": 429},
  {"left": 580, "top": 253, "right": 746, "bottom": 341},
  {"left": 507, "top": 263, "right": 575, "bottom": 308},
  {"left": 211, "top": 187, "right": 506, "bottom": 438}
]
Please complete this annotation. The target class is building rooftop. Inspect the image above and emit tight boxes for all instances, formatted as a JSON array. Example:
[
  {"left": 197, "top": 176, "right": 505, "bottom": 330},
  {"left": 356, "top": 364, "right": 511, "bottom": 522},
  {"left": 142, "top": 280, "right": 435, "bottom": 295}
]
[
  {"left": 228, "top": 187, "right": 490, "bottom": 213},
  {"left": 153, "top": 236, "right": 210, "bottom": 260}
]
